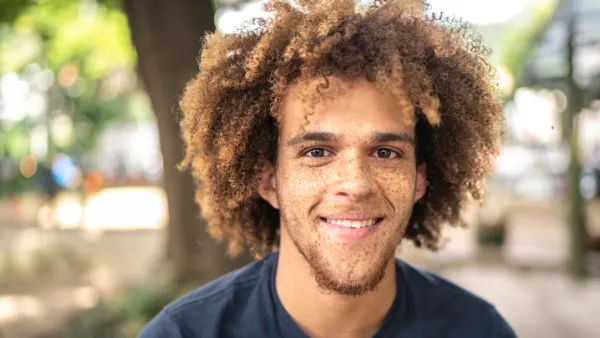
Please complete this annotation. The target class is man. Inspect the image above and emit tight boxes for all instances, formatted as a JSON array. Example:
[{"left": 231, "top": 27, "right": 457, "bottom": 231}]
[{"left": 140, "top": 0, "right": 516, "bottom": 337}]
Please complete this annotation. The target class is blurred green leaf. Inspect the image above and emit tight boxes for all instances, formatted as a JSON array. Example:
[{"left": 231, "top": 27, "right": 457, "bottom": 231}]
[
  {"left": 498, "top": 0, "right": 561, "bottom": 91},
  {"left": 0, "top": 0, "right": 31, "bottom": 24},
  {"left": 58, "top": 283, "right": 181, "bottom": 338},
  {"left": 0, "top": 0, "right": 139, "bottom": 196},
  {"left": 1, "top": 1, "right": 136, "bottom": 74}
]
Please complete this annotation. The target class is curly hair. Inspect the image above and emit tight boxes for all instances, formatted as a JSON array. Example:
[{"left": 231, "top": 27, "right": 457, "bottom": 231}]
[{"left": 178, "top": 0, "right": 503, "bottom": 257}]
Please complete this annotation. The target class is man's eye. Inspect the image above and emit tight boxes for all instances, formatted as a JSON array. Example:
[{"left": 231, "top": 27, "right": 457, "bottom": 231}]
[
  {"left": 304, "top": 148, "right": 330, "bottom": 158},
  {"left": 373, "top": 148, "right": 399, "bottom": 159}
]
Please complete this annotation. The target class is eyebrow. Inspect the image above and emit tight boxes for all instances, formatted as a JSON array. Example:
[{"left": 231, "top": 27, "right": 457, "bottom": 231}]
[
  {"left": 286, "top": 131, "right": 415, "bottom": 147},
  {"left": 371, "top": 132, "right": 415, "bottom": 146},
  {"left": 287, "top": 132, "right": 337, "bottom": 147}
]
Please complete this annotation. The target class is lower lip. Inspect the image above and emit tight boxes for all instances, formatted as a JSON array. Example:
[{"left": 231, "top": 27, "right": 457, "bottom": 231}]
[{"left": 320, "top": 219, "right": 380, "bottom": 240}]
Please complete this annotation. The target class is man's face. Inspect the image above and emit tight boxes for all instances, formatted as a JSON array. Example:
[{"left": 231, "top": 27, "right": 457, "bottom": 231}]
[{"left": 260, "top": 77, "right": 426, "bottom": 296}]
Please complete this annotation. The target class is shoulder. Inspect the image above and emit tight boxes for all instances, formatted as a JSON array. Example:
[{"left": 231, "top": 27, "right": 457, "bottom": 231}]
[
  {"left": 139, "top": 255, "right": 273, "bottom": 338},
  {"left": 396, "top": 260, "right": 516, "bottom": 337},
  {"left": 166, "top": 256, "right": 268, "bottom": 315},
  {"left": 138, "top": 309, "right": 182, "bottom": 338}
]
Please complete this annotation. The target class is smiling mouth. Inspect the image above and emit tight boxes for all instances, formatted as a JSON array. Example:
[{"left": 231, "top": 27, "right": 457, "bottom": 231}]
[{"left": 320, "top": 217, "right": 384, "bottom": 229}]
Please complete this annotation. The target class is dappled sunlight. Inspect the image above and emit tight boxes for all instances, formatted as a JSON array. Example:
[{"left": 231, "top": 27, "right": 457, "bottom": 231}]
[
  {"left": 0, "top": 295, "right": 43, "bottom": 324},
  {"left": 83, "top": 187, "right": 168, "bottom": 230},
  {"left": 73, "top": 286, "right": 100, "bottom": 309},
  {"left": 55, "top": 198, "right": 84, "bottom": 229},
  {"left": 31, "top": 187, "right": 168, "bottom": 230},
  {"left": 88, "top": 266, "right": 119, "bottom": 293}
]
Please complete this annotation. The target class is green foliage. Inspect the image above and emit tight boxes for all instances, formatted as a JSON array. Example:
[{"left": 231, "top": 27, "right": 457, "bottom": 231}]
[
  {"left": 60, "top": 284, "right": 182, "bottom": 338},
  {"left": 0, "top": 120, "right": 31, "bottom": 157},
  {"left": 476, "top": 216, "right": 507, "bottom": 247},
  {"left": 46, "top": 9, "right": 135, "bottom": 79},
  {"left": 1, "top": 1, "right": 136, "bottom": 74},
  {"left": 0, "top": 0, "right": 31, "bottom": 24},
  {"left": 117, "top": 284, "right": 179, "bottom": 320},
  {"left": 0, "top": 0, "right": 146, "bottom": 196},
  {"left": 498, "top": 0, "right": 560, "bottom": 90},
  {"left": 61, "top": 302, "right": 125, "bottom": 338},
  {"left": 0, "top": 170, "right": 36, "bottom": 196},
  {"left": 0, "top": 0, "right": 139, "bottom": 138},
  {"left": 0, "top": 0, "right": 122, "bottom": 25}
]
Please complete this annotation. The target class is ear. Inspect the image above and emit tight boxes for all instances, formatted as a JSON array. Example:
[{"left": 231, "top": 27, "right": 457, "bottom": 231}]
[
  {"left": 257, "top": 162, "right": 279, "bottom": 209},
  {"left": 414, "top": 163, "right": 427, "bottom": 203}
]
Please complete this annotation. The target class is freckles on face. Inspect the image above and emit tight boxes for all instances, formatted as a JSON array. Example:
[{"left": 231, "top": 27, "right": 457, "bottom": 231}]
[
  {"left": 272, "top": 77, "right": 423, "bottom": 295},
  {"left": 276, "top": 77, "right": 419, "bottom": 223}
]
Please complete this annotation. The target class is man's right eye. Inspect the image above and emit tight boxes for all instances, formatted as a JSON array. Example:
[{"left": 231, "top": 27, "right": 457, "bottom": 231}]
[{"left": 303, "top": 148, "right": 330, "bottom": 158}]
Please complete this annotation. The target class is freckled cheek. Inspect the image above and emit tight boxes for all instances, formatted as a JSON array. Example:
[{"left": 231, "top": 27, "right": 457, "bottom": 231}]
[
  {"left": 373, "top": 169, "right": 417, "bottom": 199},
  {"left": 278, "top": 166, "right": 329, "bottom": 200}
]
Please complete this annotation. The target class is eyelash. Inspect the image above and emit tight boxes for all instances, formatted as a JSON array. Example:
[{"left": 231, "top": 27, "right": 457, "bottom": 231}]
[{"left": 300, "top": 147, "right": 403, "bottom": 159}]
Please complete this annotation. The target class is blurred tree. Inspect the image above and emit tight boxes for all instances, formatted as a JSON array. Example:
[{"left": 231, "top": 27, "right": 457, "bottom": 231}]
[
  {"left": 474, "top": 0, "right": 564, "bottom": 249},
  {"left": 0, "top": 120, "right": 37, "bottom": 195},
  {"left": 0, "top": 0, "right": 249, "bottom": 284},
  {"left": 497, "top": 0, "right": 590, "bottom": 277},
  {"left": 1, "top": 0, "right": 253, "bottom": 286},
  {"left": 123, "top": 0, "right": 252, "bottom": 286},
  {"left": 565, "top": 5, "right": 587, "bottom": 278},
  {"left": 0, "top": 0, "right": 140, "bottom": 169},
  {"left": 498, "top": 0, "right": 561, "bottom": 94}
]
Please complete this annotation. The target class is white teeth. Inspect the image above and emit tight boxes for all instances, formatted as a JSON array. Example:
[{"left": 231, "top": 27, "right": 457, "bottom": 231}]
[{"left": 325, "top": 218, "right": 378, "bottom": 228}]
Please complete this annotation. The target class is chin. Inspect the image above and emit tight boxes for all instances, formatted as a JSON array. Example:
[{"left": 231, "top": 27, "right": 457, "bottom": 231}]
[
  {"left": 312, "top": 255, "right": 390, "bottom": 296},
  {"left": 316, "top": 267, "right": 387, "bottom": 296}
]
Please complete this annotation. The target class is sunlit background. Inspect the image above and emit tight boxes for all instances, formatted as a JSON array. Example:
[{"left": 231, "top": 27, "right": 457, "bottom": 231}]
[{"left": 0, "top": 0, "right": 599, "bottom": 337}]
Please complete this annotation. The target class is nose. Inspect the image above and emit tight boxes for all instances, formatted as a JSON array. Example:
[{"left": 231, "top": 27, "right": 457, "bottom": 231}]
[{"left": 332, "top": 155, "right": 375, "bottom": 201}]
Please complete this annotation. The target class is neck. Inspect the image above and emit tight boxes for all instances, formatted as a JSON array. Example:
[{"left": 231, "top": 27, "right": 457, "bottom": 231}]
[{"left": 275, "top": 238, "right": 397, "bottom": 338}]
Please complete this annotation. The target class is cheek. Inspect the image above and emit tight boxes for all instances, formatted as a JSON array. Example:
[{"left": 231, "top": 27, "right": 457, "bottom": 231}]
[
  {"left": 374, "top": 168, "right": 417, "bottom": 201},
  {"left": 277, "top": 165, "right": 327, "bottom": 203}
]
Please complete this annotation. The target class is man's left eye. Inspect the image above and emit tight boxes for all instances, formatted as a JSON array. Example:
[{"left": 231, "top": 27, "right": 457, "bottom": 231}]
[{"left": 372, "top": 148, "right": 399, "bottom": 159}]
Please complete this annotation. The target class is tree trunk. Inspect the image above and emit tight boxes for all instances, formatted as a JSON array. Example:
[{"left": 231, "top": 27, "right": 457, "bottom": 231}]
[
  {"left": 123, "top": 0, "right": 252, "bottom": 286},
  {"left": 565, "top": 8, "right": 587, "bottom": 278}
]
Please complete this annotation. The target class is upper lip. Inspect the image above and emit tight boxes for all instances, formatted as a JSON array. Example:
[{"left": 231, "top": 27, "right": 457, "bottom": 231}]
[{"left": 320, "top": 213, "right": 383, "bottom": 221}]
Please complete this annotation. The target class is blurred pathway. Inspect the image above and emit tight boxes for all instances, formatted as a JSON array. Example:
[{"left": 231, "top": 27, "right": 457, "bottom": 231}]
[{"left": 445, "top": 266, "right": 600, "bottom": 338}]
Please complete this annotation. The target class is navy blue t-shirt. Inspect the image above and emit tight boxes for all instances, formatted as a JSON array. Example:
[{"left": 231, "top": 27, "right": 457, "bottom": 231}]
[{"left": 139, "top": 252, "right": 516, "bottom": 338}]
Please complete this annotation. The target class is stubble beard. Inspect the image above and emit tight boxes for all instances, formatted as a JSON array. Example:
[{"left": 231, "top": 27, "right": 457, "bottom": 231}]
[{"left": 282, "top": 213, "right": 400, "bottom": 297}]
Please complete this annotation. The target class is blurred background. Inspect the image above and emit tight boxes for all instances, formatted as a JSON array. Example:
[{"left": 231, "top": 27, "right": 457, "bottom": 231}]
[{"left": 0, "top": 0, "right": 599, "bottom": 337}]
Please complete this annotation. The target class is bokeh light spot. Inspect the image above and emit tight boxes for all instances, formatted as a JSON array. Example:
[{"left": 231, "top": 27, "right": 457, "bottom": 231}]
[{"left": 19, "top": 155, "right": 37, "bottom": 178}]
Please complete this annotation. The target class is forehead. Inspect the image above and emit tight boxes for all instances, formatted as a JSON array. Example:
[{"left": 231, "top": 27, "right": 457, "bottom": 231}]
[{"left": 279, "top": 77, "right": 415, "bottom": 137}]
